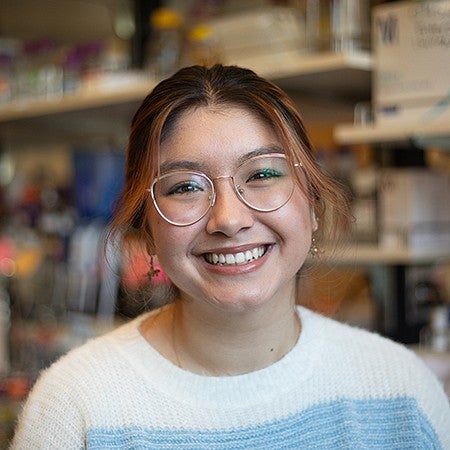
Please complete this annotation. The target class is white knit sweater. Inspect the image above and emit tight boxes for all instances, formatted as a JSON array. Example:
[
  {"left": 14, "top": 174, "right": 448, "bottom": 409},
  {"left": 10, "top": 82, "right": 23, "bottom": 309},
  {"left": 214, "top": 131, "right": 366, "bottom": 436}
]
[{"left": 11, "top": 306, "right": 450, "bottom": 449}]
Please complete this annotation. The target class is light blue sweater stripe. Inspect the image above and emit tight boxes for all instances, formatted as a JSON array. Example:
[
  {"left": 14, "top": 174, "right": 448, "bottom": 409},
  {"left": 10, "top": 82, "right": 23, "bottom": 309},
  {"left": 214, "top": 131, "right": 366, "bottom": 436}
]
[{"left": 87, "top": 397, "right": 441, "bottom": 449}]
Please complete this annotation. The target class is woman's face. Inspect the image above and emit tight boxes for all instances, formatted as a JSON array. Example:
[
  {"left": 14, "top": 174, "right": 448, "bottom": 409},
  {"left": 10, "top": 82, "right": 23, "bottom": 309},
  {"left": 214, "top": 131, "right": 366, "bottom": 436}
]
[{"left": 149, "top": 106, "right": 315, "bottom": 313}]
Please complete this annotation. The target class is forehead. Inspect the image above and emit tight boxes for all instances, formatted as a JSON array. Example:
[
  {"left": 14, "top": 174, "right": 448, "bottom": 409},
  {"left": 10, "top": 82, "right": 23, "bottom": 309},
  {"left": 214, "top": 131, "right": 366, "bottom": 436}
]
[{"left": 159, "top": 106, "right": 281, "bottom": 170}]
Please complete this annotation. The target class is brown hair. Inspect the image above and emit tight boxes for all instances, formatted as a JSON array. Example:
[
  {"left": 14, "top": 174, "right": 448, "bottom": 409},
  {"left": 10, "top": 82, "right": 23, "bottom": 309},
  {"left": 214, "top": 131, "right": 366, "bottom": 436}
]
[{"left": 110, "top": 64, "right": 352, "bottom": 253}]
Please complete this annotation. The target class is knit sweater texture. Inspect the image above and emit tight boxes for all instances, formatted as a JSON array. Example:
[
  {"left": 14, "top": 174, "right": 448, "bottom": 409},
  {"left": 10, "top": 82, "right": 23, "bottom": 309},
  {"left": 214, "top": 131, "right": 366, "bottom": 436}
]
[{"left": 11, "top": 306, "right": 450, "bottom": 449}]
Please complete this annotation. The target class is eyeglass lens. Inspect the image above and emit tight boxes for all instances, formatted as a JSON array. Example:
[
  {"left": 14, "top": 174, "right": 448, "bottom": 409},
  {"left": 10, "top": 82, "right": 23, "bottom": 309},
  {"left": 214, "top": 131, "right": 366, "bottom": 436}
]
[{"left": 151, "top": 155, "right": 294, "bottom": 226}]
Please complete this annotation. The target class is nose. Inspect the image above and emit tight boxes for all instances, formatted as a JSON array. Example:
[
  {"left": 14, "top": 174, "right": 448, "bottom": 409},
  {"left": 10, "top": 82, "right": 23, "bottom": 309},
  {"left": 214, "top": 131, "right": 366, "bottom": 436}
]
[{"left": 205, "top": 177, "right": 254, "bottom": 236}]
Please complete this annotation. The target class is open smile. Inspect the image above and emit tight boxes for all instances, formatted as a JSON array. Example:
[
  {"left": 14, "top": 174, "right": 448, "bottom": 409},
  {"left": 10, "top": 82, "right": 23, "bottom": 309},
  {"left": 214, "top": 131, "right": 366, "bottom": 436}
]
[{"left": 204, "top": 246, "right": 268, "bottom": 266}]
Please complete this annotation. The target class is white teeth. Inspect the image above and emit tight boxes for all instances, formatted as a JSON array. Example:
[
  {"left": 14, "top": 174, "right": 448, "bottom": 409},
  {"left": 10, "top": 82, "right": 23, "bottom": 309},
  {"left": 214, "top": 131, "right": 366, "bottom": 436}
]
[
  {"left": 225, "top": 254, "right": 235, "bottom": 265},
  {"left": 205, "top": 246, "right": 267, "bottom": 266},
  {"left": 235, "top": 252, "right": 246, "bottom": 264}
]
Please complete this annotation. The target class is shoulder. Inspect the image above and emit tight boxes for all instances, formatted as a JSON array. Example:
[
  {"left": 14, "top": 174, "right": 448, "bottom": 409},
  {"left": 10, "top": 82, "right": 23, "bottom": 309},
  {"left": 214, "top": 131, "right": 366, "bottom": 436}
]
[
  {"left": 300, "top": 305, "right": 421, "bottom": 366},
  {"left": 299, "top": 306, "right": 450, "bottom": 446},
  {"left": 12, "top": 314, "right": 152, "bottom": 448},
  {"left": 299, "top": 306, "right": 448, "bottom": 400},
  {"left": 31, "top": 314, "right": 149, "bottom": 396}
]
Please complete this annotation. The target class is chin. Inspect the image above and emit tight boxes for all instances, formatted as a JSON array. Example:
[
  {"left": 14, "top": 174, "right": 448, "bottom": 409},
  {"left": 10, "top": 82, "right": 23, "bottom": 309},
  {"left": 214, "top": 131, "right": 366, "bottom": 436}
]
[{"left": 205, "top": 286, "right": 283, "bottom": 313}]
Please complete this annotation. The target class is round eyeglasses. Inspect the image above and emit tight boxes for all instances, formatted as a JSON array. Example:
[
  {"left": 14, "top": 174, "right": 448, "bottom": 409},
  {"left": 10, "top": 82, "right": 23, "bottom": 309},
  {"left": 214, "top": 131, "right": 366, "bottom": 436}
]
[{"left": 148, "top": 153, "right": 297, "bottom": 226}]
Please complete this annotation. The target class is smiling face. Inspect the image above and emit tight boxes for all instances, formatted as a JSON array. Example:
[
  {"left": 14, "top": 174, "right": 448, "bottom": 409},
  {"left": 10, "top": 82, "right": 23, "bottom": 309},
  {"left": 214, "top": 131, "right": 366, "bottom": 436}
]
[{"left": 149, "top": 106, "right": 314, "bottom": 314}]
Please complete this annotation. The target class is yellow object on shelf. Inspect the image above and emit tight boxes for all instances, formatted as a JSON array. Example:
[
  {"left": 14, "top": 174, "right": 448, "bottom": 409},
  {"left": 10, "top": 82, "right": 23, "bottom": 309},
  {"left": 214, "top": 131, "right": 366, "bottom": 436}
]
[{"left": 150, "top": 8, "right": 183, "bottom": 30}]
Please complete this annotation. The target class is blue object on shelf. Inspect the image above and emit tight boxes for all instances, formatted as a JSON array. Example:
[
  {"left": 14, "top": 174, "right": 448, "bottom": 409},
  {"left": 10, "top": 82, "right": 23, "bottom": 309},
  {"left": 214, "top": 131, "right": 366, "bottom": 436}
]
[{"left": 73, "top": 149, "right": 125, "bottom": 220}]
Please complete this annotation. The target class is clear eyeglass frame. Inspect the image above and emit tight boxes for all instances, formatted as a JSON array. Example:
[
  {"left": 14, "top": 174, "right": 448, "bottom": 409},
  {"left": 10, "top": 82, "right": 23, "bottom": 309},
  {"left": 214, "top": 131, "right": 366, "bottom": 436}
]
[{"left": 147, "top": 153, "right": 301, "bottom": 227}]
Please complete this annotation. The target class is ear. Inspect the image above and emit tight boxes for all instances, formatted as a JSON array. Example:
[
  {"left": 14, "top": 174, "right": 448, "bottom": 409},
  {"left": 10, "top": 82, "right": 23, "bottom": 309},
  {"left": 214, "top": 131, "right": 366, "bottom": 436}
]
[
  {"left": 311, "top": 209, "right": 318, "bottom": 232},
  {"left": 145, "top": 240, "right": 156, "bottom": 256}
]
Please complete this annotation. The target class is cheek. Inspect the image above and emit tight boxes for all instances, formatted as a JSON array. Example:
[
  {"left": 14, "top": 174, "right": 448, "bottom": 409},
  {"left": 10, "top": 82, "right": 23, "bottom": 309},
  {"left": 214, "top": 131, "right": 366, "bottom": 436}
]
[
  {"left": 151, "top": 226, "right": 183, "bottom": 281},
  {"left": 149, "top": 212, "right": 195, "bottom": 273},
  {"left": 277, "top": 194, "right": 313, "bottom": 258},
  {"left": 150, "top": 216, "right": 177, "bottom": 256},
  {"left": 283, "top": 190, "right": 314, "bottom": 234},
  {"left": 148, "top": 211, "right": 175, "bottom": 258}
]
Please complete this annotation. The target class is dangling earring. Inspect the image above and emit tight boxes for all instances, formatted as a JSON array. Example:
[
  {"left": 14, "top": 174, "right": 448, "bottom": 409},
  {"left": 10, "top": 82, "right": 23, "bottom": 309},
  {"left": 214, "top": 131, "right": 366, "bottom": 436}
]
[
  {"left": 147, "top": 255, "right": 160, "bottom": 280},
  {"left": 309, "top": 235, "right": 320, "bottom": 258}
]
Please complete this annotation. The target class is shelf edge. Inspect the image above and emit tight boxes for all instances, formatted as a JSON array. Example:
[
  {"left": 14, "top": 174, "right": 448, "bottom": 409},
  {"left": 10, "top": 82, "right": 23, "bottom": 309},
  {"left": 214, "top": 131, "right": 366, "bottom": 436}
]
[
  {"left": 317, "top": 245, "right": 450, "bottom": 265},
  {"left": 334, "top": 121, "right": 450, "bottom": 145}
]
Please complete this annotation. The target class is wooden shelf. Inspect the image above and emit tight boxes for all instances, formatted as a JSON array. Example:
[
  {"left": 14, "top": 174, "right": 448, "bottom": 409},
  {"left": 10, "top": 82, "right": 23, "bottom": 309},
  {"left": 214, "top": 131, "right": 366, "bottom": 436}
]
[
  {"left": 334, "top": 120, "right": 450, "bottom": 147},
  {"left": 319, "top": 244, "right": 450, "bottom": 266},
  {"left": 247, "top": 51, "right": 372, "bottom": 98},
  {"left": 0, "top": 77, "right": 155, "bottom": 123},
  {"left": 0, "top": 52, "right": 372, "bottom": 142},
  {"left": 0, "top": 79, "right": 154, "bottom": 144}
]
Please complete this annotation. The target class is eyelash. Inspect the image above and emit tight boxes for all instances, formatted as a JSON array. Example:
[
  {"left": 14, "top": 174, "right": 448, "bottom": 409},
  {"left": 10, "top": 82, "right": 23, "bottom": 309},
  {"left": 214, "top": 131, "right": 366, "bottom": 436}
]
[
  {"left": 167, "top": 181, "right": 203, "bottom": 196},
  {"left": 247, "top": 169, "right": 281, "bottom": 182}
]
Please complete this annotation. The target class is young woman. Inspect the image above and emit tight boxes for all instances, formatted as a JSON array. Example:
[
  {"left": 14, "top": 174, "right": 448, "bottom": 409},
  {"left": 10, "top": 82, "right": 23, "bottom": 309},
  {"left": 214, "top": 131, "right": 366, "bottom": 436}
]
[{"left": 12, "top": 65, "right": 449, "bottom": 449}]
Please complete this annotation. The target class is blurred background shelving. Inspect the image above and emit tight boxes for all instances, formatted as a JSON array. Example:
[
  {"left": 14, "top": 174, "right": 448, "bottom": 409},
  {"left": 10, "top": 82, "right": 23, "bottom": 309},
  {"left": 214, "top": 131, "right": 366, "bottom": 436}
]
[
  {"left": 0, "top": 50, "right": 371, "bottom": 142},
  {"left": 0, "top": 1, "right": 449, "bottom": 442}
]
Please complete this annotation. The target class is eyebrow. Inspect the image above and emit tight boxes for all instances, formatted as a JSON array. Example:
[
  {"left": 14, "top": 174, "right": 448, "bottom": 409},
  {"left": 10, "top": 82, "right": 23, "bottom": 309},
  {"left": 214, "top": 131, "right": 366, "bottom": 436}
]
[
  {"left": 237, "top": 145, "right": 284, "bottom": 164},
  {"left": 159, "top": 145, "right": 285, "bottom": 174},
  {"left": 159, "top": 159, "right": 205, "bottom": 174}
]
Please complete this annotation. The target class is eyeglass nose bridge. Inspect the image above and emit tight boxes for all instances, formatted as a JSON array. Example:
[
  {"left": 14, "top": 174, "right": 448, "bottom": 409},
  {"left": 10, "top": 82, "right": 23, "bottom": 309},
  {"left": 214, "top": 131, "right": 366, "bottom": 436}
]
[{"left": 207, "top": 174, "right": 244, "bottom": 209}]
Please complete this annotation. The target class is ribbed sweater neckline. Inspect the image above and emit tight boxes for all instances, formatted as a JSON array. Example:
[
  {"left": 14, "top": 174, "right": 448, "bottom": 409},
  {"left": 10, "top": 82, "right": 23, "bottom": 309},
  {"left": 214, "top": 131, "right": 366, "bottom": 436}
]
[{"left": 113, "top": 306, "right": 323, "bottom": 409}]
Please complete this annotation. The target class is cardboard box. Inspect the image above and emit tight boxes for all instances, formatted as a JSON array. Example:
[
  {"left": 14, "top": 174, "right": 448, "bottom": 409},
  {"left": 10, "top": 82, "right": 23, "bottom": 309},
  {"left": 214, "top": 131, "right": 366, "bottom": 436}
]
[
  {"left": 372, "top": 0, "right": 450, "bottom": 124},
  {"left": 378, "top": 169, "right": 450, "bottom": 250}
]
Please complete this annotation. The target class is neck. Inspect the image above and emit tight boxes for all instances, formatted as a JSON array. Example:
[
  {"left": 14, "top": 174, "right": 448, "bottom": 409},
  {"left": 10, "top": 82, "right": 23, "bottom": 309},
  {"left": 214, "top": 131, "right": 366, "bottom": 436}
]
[{"left": 171, "top": 295, "right": 300, "bottom": 377}]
